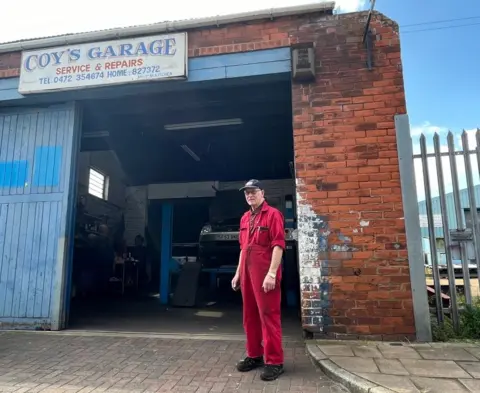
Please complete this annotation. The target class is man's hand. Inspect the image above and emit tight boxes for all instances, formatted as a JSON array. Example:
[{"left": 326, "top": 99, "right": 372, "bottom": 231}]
[
  {"left": 232, "top": 273, "right": 240, "bottom": 291},
  {"left": 262, "top": 274, "right": 276, "bottom": 293}
]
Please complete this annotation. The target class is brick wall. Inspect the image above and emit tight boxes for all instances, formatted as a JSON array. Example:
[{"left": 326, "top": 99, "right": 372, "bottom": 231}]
[
  {"left": 0, "top": 52, "right": 20, "bottom": 78},
  {"left": 0, "top": 10, "right": 415, "bottom": 339},
  {"left": 289, "top": 12, "right": 413, "bottom": 340}
]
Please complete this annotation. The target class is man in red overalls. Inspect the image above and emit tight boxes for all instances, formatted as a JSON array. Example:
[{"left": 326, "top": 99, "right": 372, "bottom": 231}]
[{"left": 232, "top": 179, "right": 285, "bottom": 381}]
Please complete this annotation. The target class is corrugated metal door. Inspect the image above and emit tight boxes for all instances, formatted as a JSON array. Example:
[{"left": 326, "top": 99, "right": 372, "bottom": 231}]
[{"left": 0, "top": 103, "right": 80, "bottom": 330}]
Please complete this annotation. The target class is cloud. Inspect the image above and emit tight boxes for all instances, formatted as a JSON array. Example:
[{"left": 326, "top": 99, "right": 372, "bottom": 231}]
[
  {"left": 410, "top": 121, "right": 448, "bottom": 138},
  {"left": 334, "top": 0, "right": 367, "bottom": 12},
  {"left": 411, "top": 122, "right": 479, "bottom": 201}
]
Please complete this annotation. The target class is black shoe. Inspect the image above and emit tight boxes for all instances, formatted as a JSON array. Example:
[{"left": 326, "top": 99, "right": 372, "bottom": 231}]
[
  {"left": 236, "top": 356, "right": 264, "bottom": 372},
  {"left": 260, "top": 364, "right": 284, "bottom": 381}
]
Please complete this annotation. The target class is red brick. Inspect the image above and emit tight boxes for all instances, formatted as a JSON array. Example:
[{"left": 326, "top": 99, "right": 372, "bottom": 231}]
[
  {"left": 337, "top": 182, "right": 360, "bottom": 190},
  {"left": 364, "top": 101, "right": 386, "bottom": 109},
  {"left": 368, "top": 158, "right": 391, "bottom": 166},
  {"left": 371, "top": 187, "right": 394, "bottom": 195},
  {"left": 382, "top": 194, "right": 402, "bottom": 202},
  {"left": 348, "top": 174, "right": 370, "bottom": 182},
  {"left": 0, "top": 68, "right": 20, "bottom": 78},
  {"left": 355, "top": 283, "right": 378, "bottom": 291},
  {"left": 349, "top": 189, "right": 373, "bottom": 197},
  {"left": 348, "top": 325, "right": 371, "bottom": 334},
  {"left": 390, "top": 290, "right": 413, "bottom": 299},
  {"left": 361, "top": 197, "right": 381, "bottom": 204},
  {"left": 359, "top": 167, "right": 380, "bottom": 174},
  {"left": 368, "top": 291, "right": 392, "bottom": 300},
  {"left": 339, "top": 197, "right": 360, "bottom": 205},
  {"left": 328, "top": 191, "right": 349, "bottom": 198},
  {"left": 372, "top": 173, "right": 392, "bottom": 181},
  {"left": 337, "top": 167, "right": 360, "bottom": 175},
  {"left": 354, "top": 109, "right": 376, "bottom": 117}
]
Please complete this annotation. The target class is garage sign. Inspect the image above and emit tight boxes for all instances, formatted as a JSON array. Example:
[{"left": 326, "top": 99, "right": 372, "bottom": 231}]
[{"left": 18, "top": 33, "right": 188, "bottom": 94}]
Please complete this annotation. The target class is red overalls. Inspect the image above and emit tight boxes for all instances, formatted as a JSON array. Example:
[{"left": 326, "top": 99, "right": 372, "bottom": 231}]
[{"left": 239, "top": 201, "right": 285, "bottom": 365}]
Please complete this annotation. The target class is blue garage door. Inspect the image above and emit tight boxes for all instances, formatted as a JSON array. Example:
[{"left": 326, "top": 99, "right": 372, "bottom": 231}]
[{"left": 0, "top": 103, "right": 80, "bottom": 330}]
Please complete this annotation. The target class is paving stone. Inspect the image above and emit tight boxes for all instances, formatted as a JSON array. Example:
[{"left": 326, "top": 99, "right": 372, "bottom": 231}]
[
  {"left": 459, "top": 379, "right": 480, "bottom": 392},
  {"left": 407, "top": 343, "right": 432, "bottom": 348},
  {"left": 356, "top": 373, "right": 419, "bottom": 393},
  {"left": 330, "top": 356, "right": 379, "bottom": 373},
  {"left": 377, "top": 344, "right": 422, "bottom": 360},
  {"left": 373, "top": 359, "right": 409, "bottom": 376},
  {"left": 466, "top": 348, "right": 480, "bottom": 360},
  {"left": 400, "top": 359, "right": 472, "bottom": 379},
  {"left": 310, "top": 345, "right": 328, "bottom": 360},
  {"left": 323, "top": 385, "right": 350, "bottom": 393},
  {"left": 431, "top": 343, "right": 479, "bottom": 349},
  {"left": 377, "top": 344, "right": 422, "bottom": 359},
  {"left": 370, "top": 388, "right": 398, "bottom": 393},
  {"left": 0, "top": 386, "right": 23, "bottom": 392},
  {"left": 459, "top": 362, "right": 480, "bottom": 378},
  {"left": 318, "top": 345, "right": 355, "bottom": 357},
  {"left": 418, "top": 348, "right": 478, "bottom": 361},
  {"left": 352, "top": 346, "right": 383, "bottom": 358},
  {"left": 411, "top": 377, "right": 470, "bottom": 392}
]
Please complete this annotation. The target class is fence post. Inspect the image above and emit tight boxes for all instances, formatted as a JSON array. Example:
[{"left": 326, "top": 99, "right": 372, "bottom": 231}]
[{"left": 395, "top": 114, "right": 432, "bottom": 342}]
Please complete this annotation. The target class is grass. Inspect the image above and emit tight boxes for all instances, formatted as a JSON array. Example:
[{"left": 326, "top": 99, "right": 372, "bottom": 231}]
[{"left": 432, "top": 295, "right": 480, "bottom": 341}]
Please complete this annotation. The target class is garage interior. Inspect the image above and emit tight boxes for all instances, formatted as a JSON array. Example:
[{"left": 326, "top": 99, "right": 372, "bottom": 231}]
[{"left": 67, "top": 74, "right": 302, "bottom": 336}]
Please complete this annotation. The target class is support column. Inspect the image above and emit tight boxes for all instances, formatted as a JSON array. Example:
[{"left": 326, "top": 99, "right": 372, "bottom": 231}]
[
  {"left": 160, "top": 203, "right": 173, "bottom": 305},
  {"left": 395, "top": 114, "right": 432, "bottom": 342}
]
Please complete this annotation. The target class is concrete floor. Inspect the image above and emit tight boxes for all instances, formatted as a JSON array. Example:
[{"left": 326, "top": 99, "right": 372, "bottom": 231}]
[{"left": 68, "top": 296, "right": 303, "bottom": 338}]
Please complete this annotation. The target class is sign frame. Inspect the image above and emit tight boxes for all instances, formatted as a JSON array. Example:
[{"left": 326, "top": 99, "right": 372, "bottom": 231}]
[{"left": 18, "top": 33, "right": 188, "bottom": 94}]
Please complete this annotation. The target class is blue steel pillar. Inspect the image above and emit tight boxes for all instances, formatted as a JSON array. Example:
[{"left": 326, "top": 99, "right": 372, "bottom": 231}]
[{"left": 160, "top": 203, "right": 173, "bottom": 305}]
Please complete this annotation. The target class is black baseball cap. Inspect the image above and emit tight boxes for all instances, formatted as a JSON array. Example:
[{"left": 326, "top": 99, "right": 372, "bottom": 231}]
[{"left": 239, "top": 179, "right": 263, "bottom": 191}]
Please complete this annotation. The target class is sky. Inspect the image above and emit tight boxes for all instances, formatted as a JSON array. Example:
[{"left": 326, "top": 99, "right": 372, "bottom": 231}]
[
  {"left": 374, "top": 0, "right": 480, "bottom": 201},
  {"left": 2, "top": 0, "right": 480, "bottom": 201}
]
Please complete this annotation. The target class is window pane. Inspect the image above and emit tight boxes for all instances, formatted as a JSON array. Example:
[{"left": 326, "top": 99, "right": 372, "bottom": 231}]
[{"left": 88, "top": 168, "right": 105, "bottom": 199}]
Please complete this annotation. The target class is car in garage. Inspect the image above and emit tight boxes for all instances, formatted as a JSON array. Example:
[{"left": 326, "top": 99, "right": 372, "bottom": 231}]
[
  {"left": 198, "top": 190, "right": 244, "bottom": 268},
  {"left": 198, "top": 189, "right": 296, "bottom": 267}
]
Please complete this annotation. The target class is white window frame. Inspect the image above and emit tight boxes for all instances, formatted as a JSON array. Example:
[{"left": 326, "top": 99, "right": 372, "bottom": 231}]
[{"left": 88, "top": 167, "right": 109, "bottom": 200}]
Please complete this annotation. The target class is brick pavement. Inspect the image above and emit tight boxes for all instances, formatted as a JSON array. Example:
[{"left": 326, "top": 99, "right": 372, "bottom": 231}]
[{"left": 0, "top": 331, "right": 348, "bottom": 392}]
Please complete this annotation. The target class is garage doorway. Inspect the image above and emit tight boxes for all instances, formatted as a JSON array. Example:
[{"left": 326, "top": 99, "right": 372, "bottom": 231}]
[{"left": 66, "top": 74, "right": 301, "bottom": 336}]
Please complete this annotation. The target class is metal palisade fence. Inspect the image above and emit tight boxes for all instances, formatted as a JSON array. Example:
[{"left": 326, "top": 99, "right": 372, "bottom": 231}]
[{"left": 395, "top": 114, "right": 480, "bottom": 340}]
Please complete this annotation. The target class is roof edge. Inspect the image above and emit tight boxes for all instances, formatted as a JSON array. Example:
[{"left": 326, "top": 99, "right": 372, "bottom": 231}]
[{"left": 0, "top": 1, "right": 335, "bottom": 54}]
